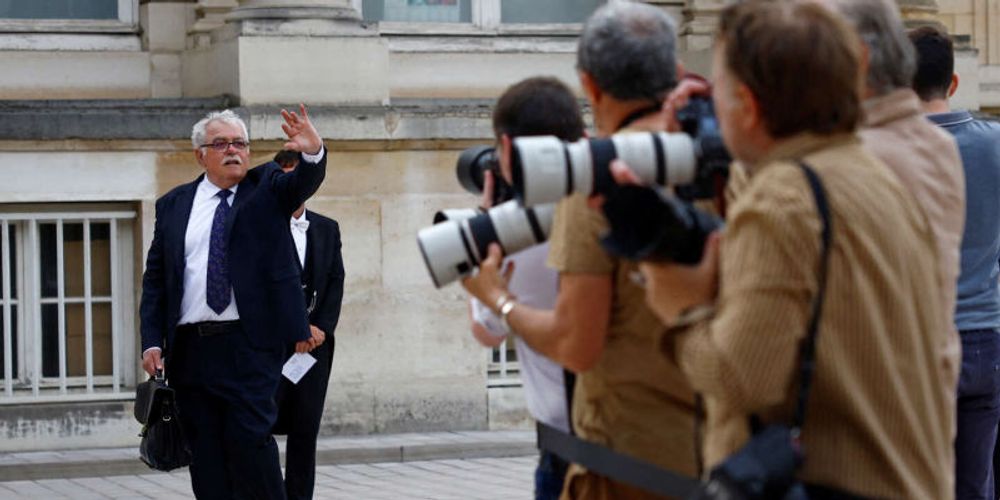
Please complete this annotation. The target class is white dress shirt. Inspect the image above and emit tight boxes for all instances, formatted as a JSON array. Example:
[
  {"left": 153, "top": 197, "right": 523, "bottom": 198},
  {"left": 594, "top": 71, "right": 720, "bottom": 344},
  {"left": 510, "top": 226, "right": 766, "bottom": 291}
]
[
  {"left": 291, "top": 210, "right": 309, "bottom": 268},
  {"left": 178, "top": 177, "right": 241, "bottom": 325},
  {"left": 469, "top": 243, "right": 569, "bottom": 433}
]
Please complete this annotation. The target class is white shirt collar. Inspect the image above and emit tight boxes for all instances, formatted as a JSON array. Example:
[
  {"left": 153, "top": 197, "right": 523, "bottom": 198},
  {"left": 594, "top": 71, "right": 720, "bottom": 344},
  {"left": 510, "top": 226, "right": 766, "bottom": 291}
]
[{"left": 198, "top": 175, "right": 239, "bottom": 198}]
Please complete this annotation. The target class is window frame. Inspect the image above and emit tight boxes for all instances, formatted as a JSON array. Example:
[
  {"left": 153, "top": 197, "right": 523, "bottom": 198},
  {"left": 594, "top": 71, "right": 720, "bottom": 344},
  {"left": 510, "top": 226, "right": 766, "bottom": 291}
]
[
  {"left": 0, "top": 204, "right": 137, "bottom": 405},
  {"left": 487, "top": 337, "right": 521, "bottom": 388},
  {"left": 364, "top": 0, "right": 594, "bottom": 37},
  {"left": 0, "top": 0, "right": 139, "bottom": 34}
]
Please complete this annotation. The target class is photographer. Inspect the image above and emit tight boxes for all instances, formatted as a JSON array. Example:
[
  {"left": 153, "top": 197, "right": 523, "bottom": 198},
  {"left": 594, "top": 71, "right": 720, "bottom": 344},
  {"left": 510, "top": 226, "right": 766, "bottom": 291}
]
[
  {"left": 910, "top": 25, "right": 1000, "bottom": 500},
  {"left": 463, "top": 3, "right": 698, "bottom": 498},
  {"left": 464, "top": 76, "right": 585, "bottom": 500},
  {"left": 635, "top": 1, "right": 954, "bottom": 497},
  {"left": 826, "top": 0, "right": 964, "bottom": 416}
]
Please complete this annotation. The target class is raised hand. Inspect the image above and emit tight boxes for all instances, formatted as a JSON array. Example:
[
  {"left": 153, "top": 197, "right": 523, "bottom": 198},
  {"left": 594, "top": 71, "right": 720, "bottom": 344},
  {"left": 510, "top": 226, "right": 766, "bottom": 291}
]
[{"left": 281, "top": 103, "right": 323, "bottom": 155}]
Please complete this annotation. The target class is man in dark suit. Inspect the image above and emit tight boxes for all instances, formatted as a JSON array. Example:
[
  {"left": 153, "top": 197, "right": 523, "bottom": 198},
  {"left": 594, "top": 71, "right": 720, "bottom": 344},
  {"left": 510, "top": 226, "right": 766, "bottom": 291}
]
[
  {"left": 139, "top": 105, "right": 326, "bottom": 500},
  {"left": 272, "top": 150, "right": 345, "bottom": 500}
]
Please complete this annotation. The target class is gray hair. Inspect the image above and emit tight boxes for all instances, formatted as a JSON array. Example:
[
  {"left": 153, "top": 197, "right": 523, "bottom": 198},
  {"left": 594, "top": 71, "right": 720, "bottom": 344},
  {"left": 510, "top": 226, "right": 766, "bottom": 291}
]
[
  {"left": 828, "top": 0, "right": 916, "bottom": 96},
  {"left": 577, "top": 1, "right": 678, "bottom": 102},
  {"left": 191, "top": 109, "right": 249, "bottom": 149}
]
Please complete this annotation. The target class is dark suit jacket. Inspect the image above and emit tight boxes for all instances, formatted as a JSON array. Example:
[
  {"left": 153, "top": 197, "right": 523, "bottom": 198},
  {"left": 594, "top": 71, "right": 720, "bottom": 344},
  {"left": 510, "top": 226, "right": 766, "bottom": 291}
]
[
  {"left": 273, "top": 210, "right": 344, "bottom": 437},
  {"left": 303, "top": 209, "right": 345, "bottom": 353},
  {"left": 139, "top": 152, "right": 327, "bottom": 355}
]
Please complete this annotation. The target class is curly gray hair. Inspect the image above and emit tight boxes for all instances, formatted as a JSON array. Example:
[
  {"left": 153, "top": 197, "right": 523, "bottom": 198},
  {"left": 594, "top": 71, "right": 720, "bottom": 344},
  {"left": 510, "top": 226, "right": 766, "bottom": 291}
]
[{"left": 190, "top": 109, "right": 249, "bottom": 150}]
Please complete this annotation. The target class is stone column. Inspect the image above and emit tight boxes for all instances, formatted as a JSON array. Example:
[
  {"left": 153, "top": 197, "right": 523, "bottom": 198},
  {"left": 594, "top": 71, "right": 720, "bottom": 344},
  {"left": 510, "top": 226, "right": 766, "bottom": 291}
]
[
  {"left": 228, "top": 0, "right": 360, "bottom": 20},
  {"left": 670, "top": 0, "right": 725, "bottom": 77},
  {"left": 141, "top": 0, "right": 197, "bottom": 97},
  {"left": 679, "top": 0, "right": 724, "bottom": 52},
  {"left": 189, "top": 0, "right": 238, "bottom": 48},
  {"left": 184, "top": 0, "right": 389, "bottom": 106}
]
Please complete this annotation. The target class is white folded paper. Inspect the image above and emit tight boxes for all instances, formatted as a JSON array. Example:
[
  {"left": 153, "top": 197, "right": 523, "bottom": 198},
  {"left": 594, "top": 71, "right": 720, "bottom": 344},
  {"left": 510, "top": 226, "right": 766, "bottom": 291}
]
[{"left": 282, "top": 352, "right": 317, "bottom": 384}]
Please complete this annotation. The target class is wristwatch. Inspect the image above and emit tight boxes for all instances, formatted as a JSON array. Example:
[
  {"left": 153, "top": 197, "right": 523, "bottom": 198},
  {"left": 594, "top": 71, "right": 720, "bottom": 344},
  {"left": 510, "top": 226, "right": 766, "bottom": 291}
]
[{"left": 499, "top": 298, "right": 517, "bottom": 334}]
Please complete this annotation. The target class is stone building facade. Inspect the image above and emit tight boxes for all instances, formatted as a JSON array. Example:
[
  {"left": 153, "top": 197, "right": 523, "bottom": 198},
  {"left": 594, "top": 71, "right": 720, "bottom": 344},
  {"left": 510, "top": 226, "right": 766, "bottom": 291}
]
[{"left": 0, "top": 0, "right": 991, "bottom": 452}]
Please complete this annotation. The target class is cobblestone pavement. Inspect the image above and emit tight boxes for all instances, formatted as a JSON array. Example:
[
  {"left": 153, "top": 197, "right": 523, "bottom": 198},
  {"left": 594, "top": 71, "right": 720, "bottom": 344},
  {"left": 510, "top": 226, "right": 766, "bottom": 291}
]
[{"left": 0, "top": 455, "right": 536, "bottom": 500}]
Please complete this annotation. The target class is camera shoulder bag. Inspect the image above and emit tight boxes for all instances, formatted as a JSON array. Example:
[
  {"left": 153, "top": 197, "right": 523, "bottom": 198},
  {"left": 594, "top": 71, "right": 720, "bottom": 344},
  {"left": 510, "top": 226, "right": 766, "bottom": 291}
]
[{"left": 696, "top": 161, "right": 832, "bottom": 500}]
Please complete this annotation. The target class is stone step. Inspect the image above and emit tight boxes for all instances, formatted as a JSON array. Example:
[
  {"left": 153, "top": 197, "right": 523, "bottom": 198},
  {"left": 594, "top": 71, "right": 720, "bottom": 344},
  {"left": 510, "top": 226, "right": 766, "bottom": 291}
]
[{"left": 0, "top": 430, "right": 536, "bottom": 482}]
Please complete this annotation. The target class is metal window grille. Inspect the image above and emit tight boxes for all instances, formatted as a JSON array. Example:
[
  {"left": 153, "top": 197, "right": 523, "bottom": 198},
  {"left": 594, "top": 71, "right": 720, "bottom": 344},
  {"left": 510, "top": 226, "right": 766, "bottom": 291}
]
[{"left": 0, "top": 208, "right": 136, "bottom": 404}]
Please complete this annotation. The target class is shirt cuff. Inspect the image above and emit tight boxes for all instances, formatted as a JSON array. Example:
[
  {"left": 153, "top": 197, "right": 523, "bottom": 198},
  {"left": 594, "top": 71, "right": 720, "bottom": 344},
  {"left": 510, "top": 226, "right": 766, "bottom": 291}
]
[
  {"left": 142, "top": 346, "right": 162, "bottom": 357},
  {"left": 301, "top": 146, "right": 325, "bottom": 164},
  {"left": 470, "top": 298, "right": 506, "bottom": 339}
]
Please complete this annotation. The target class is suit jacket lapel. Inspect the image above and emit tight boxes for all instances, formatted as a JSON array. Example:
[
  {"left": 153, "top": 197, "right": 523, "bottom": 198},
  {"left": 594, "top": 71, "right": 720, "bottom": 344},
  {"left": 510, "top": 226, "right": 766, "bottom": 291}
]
[
  {"left": 224, "top": 174, "right": 256, "bottom": 243},
  {"left": 171, "top": 176, "right": 201, "bottom": 279},
  {"left": 306, "top": 210, "right": 325, "bottom": 297}
]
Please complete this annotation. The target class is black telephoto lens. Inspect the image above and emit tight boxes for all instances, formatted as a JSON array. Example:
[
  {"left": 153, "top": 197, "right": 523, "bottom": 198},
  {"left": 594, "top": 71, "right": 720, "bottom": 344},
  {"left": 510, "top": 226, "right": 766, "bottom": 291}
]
[{"left": 456, "top": 145, "right": 495, "bottom": 195}]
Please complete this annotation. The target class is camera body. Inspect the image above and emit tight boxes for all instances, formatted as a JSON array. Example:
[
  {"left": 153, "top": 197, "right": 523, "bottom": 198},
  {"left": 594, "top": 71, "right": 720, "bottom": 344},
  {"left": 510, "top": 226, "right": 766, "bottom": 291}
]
[
  {"left": 675, "top": 97, "right": 730, "bottom": 201},
  {"left": 456, "top": 145, "right": 516, "bottom": 206},
  {"left": 600, "top": 185, "right": 722, "bottom": 264}
]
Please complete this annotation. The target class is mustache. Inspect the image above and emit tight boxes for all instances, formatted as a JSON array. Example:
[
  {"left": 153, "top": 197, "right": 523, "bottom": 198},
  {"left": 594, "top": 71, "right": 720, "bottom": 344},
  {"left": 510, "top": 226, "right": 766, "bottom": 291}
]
[{"left": 222, "top": 155, "right": 243, "bottom": 165}]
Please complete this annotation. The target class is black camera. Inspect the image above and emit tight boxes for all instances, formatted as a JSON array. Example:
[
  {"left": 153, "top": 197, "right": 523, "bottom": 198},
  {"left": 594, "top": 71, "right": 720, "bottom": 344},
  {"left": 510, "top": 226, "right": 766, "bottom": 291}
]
[
  {"left": 456, "top": 145, "right": 516, "bottom": 206},
  {"left": 600, "top": 185, "right": 722, "bottom": 264},
  {"left": 510, "top": 98, "right": 731, "bottom": 207},
  {"left": 675, "top": 97, "right": 730, "bottom": 201},
  {"left": 689, "top": 426, "right": 808, "bottom": 500}
]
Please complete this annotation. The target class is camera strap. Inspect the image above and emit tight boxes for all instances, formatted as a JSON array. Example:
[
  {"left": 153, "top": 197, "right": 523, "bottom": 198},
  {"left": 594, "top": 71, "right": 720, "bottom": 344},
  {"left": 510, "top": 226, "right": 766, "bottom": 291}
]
[
  {"left": 536, "top": 421, "right": 701, "bottom": 498},
  {"left": 791, "top": 161, "right": 833, "bottom": 432},
  {"left": 615, "top": 104, "right": 664, "bottom": 133}
]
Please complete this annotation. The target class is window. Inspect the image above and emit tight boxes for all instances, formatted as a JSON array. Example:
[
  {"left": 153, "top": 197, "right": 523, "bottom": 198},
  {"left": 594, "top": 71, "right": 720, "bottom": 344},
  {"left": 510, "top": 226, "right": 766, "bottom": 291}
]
[
  {"left": 0, "top": 206, "right": 137, "bottom": 404},
  {"left": 363, "top": 0, "right": 605, "bottom": 29},
  {"left": 488, "top": 337, "right": 520, "bottom": 388},
  {"left": 0, "top": 0, "right": 118, "bottom": 20},
  {"left": 500, "top": 0, "right": 602, "bottom": 24},
  {"left": 0, "top": 0, "right": 138, "bottom": 34},
  {"left": 363, "top": 0, "right": 472, "bottom": 23}
]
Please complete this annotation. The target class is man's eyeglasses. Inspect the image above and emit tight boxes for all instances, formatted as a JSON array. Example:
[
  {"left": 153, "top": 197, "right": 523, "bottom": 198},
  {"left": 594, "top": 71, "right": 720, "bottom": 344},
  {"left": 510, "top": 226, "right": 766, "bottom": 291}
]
[{"left": 200, "top": 140, "right": 249, "bottom": 151}]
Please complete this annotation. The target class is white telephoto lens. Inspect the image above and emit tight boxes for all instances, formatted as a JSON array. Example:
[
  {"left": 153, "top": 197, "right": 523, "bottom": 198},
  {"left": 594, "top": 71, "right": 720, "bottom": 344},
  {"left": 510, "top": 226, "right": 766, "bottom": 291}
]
[
  {"left": 514, "top": 136, "right": 574, "bottom": 207},
  {"left": 417, "top": 221, "right": 476, "bottom": 288},
  {"left": 610, "top": 132, "right": 697, "bottom": 187},
  {"left": 490, "top": 201, "right": 556, "bottom": 254}
]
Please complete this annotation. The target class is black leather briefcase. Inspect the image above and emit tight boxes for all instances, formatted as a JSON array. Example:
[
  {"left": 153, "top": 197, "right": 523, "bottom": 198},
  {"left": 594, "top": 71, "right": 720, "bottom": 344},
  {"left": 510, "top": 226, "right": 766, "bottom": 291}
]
[{"left": 135, "top": 371, "right": 192, "bottom": 471}]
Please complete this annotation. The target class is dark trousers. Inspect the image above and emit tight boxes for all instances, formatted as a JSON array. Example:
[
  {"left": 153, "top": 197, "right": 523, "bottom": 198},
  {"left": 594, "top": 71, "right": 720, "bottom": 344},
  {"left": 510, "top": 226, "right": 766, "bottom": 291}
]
[
  {"left": 170, "top": 324, "right": 287, "bottom": 500},
  {"left": 535, "top": 449, "right": 569, "bottom": 500},
  {"left": 956, "top": 328, "right": 1000, "bottom": 500},
  {"left": 273, "top": 337, "right": 335, "bottom": 500}
]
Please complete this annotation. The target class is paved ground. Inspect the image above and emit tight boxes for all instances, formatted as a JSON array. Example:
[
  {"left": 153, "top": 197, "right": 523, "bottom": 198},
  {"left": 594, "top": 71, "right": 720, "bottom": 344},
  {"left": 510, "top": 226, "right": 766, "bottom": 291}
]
[
  {"left": 0, "top": 455, "right": 537, "bottom": 499},
  {"left": 0, "top": 430, "right": 539, "bottom": 499}
]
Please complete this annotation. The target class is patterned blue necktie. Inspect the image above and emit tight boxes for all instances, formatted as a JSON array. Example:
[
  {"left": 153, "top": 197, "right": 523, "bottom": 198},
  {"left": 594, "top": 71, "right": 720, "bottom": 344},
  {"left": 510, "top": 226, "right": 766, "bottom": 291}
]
[{"left": 206, "top": 189, "right": 232, "bottom": 314}]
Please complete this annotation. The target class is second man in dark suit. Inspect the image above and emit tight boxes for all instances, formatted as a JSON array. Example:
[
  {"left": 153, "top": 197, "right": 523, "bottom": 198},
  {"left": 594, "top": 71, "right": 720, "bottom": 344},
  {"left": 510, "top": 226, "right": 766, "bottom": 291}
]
[{"left": 272, "top": 150, "right": 346, "bottom": 500}]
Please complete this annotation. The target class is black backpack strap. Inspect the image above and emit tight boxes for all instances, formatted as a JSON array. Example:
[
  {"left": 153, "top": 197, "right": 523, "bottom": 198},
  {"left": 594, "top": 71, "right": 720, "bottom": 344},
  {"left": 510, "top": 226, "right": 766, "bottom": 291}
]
[
  {"left": 792, "top": 161, "right": 833, "bottom": 432},
  {"left": 536, "top": 422, "right": 701, "bottom": 498}
]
